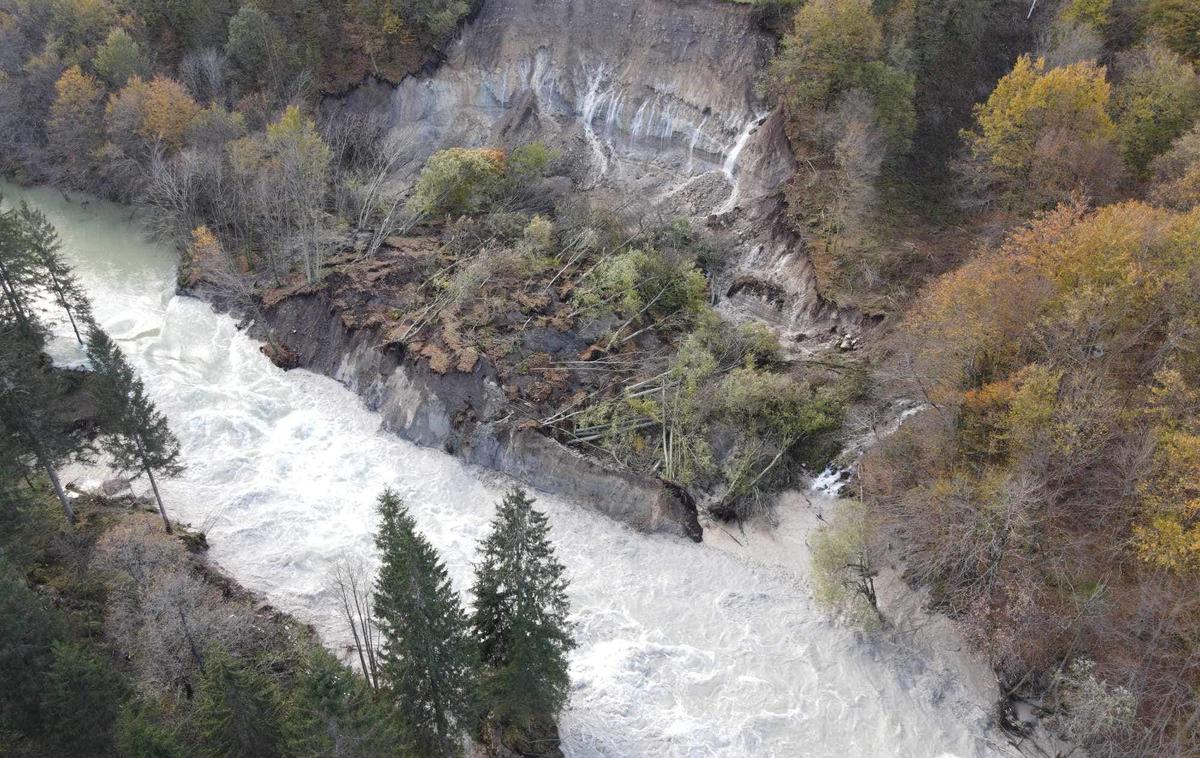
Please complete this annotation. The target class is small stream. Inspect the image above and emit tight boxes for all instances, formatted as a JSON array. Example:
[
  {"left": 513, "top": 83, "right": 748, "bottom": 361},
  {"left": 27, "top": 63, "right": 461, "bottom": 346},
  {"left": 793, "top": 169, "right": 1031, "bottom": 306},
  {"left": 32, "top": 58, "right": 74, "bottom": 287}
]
[{"left": 6, "top": 181, "right": 1012, "bottom": 758}]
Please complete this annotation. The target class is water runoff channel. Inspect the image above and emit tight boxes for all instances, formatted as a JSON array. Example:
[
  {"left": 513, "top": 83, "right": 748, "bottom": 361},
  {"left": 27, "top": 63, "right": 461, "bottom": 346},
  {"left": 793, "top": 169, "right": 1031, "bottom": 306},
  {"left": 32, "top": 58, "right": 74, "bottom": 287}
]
[{"left": 5, "top": 180, "right": 1017, "bottom": 757}]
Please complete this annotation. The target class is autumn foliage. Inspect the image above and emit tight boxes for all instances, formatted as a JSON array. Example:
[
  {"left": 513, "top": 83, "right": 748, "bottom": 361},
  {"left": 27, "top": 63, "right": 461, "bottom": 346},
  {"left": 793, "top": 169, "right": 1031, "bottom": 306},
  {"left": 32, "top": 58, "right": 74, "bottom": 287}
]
[
  {"left": 966, "top": 56, "right": 1121, "bottom": 208},
  {"left": 869, "top": 200, "right": 1200, "bottom": 755}
]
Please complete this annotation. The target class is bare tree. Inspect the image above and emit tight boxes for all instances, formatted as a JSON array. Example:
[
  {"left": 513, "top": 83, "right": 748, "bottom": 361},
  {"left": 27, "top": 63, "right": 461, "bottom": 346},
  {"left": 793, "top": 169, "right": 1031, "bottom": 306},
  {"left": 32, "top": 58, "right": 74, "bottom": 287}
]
[{"left": 330, "top": 557, "right": 380, "bottom": 689}]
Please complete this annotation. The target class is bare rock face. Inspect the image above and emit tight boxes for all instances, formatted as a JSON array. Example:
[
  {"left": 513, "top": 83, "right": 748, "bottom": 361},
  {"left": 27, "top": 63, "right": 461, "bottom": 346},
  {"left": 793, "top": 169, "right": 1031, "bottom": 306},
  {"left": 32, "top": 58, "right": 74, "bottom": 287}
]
[
  {"left": 325, "top": 0, "right": 857, "bottom": 344},
  {"left": 331, "top": 0, "right": 775, "bottom": 207}
]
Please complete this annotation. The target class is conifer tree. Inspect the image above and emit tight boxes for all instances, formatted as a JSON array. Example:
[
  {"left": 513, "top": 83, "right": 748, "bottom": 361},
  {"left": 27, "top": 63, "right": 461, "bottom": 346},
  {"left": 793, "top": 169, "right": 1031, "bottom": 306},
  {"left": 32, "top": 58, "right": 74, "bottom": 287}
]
[
  {"left": 193, "top": 646, "right": 290, "bottom": 758},
  {"left": 470, "top": 488, "right": 574, "bottom": 741},
  {"left": 17, "top": 203, "right": 93, "bottom": 343},
  {"left": 0, "top": 204, "right": 97, "bottom": 525},
  {"left": 0, "top": 200, "right": 43, "bottom": 341},
  {"left": 0, "top": 325, "right": 82, "bottom": 525},
  {"left": 372, "top": 489, "right": 478, "bottom": 756},
  {"left": 86, "top": 326, "right": 183, "bottom": 533}
]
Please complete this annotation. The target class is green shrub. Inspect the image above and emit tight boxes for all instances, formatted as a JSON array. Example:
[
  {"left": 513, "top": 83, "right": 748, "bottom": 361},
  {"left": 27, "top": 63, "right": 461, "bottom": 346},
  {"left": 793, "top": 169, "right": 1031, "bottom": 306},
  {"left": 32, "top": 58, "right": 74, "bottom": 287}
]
[
  {"left": 811, "top": 500, "right": 881, "bottom": 630},
  {"left": 410, "top": 147, "right": 507, "bottom": 218},
  {"left": 574, "top": 247, "right": 708, "bottom": 328},
  {"left": 193, "top": 647, "right": 290, "bottom": 758},
  {"left": 117, "top": 703, "right": 185, "bottom": 758},
  {"left": 93, "top": 28, "right": 150, "bottom": 88},
  {"left": 0, "top": 561, "right": 56, "bottom": 739},
  {"left": 42, "top": 641, "right": 124, "bottom": 756}
]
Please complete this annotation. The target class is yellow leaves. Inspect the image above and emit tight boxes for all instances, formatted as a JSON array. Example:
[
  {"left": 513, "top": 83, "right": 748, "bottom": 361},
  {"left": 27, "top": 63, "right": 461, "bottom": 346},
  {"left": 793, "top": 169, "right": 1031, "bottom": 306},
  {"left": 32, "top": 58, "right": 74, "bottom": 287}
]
[
  {"left": 140, "top": 77, "right": 200, "bottom": 150},
  {"left": 971, "top": 55, "right": 1114, "bottom": 174},
  {"left": 49, "top": 65, "right": 104, "bottom": 167},
  {"left": 231, "top": 106, "right": 332, "bottom": 185},
  {"left": 1148, "top": 368, "right": 1200, "bottom": 426},
  {"left": 1060, "top": 0, "right": 1112, "bottom": 29},
  {"left": 1135, "top": 424, "right": 1200, "bottom": 574},
  {"left": 105, "top": 75, "right": 200, "bottom": 151},
  {"left": 1135, "top": 516, "right": 1200, "bottom": 574},
  {"left": 911, "top": 199, "right": 1200, "bottom": 406},
  {"left": 51, "top": 65, "right": 103, "bottom": 123},
  {"left": 188, "top": 226, "right": 220, "bottom": 257},
  {"left": 1007, "top": 364, "right": 1062, "bottom": 447},
  {"left": 967, "top": 56, "right": 1121, "bottom": 206},
  {"left": 184, "top": 226, "right": 222, "bottom": 287}
]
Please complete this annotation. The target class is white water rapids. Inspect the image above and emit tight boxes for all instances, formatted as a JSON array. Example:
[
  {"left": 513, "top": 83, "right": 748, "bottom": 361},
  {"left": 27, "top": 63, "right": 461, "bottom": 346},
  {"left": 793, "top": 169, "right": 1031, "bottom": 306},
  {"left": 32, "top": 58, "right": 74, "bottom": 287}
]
[{"left": 6, "top": 182, "right": 1016, "bottom": 758}]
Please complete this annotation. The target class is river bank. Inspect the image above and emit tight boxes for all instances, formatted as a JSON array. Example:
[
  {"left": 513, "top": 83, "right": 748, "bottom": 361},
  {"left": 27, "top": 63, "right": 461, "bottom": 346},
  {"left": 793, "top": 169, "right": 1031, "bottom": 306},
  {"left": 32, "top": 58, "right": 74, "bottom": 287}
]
[{"left": 6, "top": 180, "right": 1023, "bottom": 756}]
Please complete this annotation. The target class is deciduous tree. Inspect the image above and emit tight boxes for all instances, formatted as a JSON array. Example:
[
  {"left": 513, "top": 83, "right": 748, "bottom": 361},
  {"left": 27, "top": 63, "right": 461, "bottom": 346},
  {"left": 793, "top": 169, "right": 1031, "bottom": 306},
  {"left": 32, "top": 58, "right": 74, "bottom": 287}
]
[
  {"left": 47, "top": 65, "right": 104, "bottom": 184},
  {"left": 966, "top": 56, "right": 1120, "bottom": 207}
]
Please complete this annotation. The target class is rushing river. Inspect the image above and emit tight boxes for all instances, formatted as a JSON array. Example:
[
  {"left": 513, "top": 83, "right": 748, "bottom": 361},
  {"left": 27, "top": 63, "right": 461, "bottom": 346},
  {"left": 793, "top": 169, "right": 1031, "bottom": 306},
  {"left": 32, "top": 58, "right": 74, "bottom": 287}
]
[{"left": 5, "top": 182, "right": 1012, "bottom": 758}]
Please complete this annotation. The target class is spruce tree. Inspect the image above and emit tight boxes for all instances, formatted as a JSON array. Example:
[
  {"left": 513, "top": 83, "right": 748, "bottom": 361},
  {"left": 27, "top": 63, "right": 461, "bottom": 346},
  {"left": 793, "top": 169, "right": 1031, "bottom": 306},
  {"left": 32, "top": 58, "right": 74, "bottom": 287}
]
[
  {"left": 0, "top": 202, "right": 96, "bottom": 525},
  {"left": 0, "top": 325, "right": 83, "bottom": 525},
  {"left": 42, "top": 640, "right": 125, "bottom": 756},
  {"left": 86, "top": 326, "right": 183, "bottom": 532},
  {"left": 193, "top": 647, "right": 290, "bottom": 758},
  {"left": 372, "top": 489, "right": 478, "bottom": 756},
  {"left": 470, "top": 488, "right": 574, "bottom": 741},
  {"left": 0, "top": 199, "right": 43, "bottom": 341},
  {"left": 17, "top": 203, "right": 93, "bottom": 343}
]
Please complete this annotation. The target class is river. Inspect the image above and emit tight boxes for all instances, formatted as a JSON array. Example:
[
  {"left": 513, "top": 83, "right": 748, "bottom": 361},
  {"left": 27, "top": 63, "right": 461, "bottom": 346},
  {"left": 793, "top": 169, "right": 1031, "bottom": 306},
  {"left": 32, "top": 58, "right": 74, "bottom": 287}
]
[{"left": 4, "top": 181, "right": 1013, "bottom": 758}]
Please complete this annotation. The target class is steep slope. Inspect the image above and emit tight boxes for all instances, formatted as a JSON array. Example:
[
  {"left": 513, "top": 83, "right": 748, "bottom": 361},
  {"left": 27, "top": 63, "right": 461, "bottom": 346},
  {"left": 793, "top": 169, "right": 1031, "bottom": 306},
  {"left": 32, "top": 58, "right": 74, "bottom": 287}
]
[{"left": 327, "top": 0, "right": 851, "bottom": 340}]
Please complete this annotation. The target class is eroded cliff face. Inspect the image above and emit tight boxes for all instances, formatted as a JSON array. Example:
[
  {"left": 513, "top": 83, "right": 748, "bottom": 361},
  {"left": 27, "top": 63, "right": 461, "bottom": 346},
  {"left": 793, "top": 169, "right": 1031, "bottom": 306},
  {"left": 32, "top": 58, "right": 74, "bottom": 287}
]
[
  {"left": 260, "top": 288, "right": 703, "bottom": 541},
  {"left": 327, "top": 0, "right": 853, "bottom": 339},
  {"left": 350, "top": 0, "right": 771, "bottom": 192}
]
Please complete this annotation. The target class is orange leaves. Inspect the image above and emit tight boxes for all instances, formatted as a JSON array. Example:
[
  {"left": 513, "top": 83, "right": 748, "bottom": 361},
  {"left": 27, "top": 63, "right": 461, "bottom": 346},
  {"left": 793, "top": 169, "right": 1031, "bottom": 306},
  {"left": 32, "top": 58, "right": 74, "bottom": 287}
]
[
  {"left": 905, "top": 242, "right": 1048, "bottom": 399},
  {"left": 908, "top": 197, "right": 1200, "bottom": 577},
  {"left": 140, "top": 76, "right": 200, "bottom": 150},
  {"left": 970, "top": 56, "right": 1114, "bottom": 174},
  {"left": 909, "top": 200, "right": 1200, "bottom": 405},
  {"left": 52, "top": 65, "right": 103, "bottom": 116},
  {"left": 104, "top": 75, "right": 200, "bottom": 152},
  {"left": 967, "top": 55, "right": 1120, "bottom": 207}
]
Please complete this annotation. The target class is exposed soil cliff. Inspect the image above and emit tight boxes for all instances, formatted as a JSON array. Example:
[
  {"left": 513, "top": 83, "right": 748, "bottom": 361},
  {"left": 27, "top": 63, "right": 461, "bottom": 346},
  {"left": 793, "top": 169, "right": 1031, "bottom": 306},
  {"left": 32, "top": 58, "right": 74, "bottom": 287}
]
[{"left": 250, "top": 266, "right": 703, "bottom": 541}]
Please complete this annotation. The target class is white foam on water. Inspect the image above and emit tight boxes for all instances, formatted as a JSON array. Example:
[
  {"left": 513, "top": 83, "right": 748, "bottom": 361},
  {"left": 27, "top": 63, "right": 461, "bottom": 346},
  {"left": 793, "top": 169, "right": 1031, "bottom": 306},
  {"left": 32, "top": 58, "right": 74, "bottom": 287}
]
[{"left": 4, "top": 182, "right": 1012, "bottom": 758}]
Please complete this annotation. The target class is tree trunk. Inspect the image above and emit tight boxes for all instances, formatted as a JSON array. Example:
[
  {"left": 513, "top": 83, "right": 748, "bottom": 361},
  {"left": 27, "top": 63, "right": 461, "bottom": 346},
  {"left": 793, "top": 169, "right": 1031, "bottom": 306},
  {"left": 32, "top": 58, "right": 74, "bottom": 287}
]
[
  {"left": 52, "top": 282, "right": 83, "bottom": 344},
  {"left": 138, "top": 436, "right": 172, "bottom": 533},
  {"left": 36, "top": 451, "right": 75, "bottom": 525},
  {"left": 144, "top": 461, "right": 172, "bottom": 534},
  {"left": 0, "top": 261, "right": 34, "bottom": 338}
]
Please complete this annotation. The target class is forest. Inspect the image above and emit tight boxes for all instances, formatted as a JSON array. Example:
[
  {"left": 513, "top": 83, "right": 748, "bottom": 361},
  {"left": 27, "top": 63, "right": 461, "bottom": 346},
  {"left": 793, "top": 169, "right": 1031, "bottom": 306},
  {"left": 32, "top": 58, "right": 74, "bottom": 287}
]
[{"left": 0, "top": 0, "right": 1199, "bottom": 755}]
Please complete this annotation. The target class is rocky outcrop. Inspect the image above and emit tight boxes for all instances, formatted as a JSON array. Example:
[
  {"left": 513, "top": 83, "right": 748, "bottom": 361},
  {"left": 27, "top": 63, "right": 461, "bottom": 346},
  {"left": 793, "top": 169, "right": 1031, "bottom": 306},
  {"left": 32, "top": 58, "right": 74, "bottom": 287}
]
[
  {"left": 329, "top": 0, "right": 773, "bottom": 198},
  {"left": 262, "top": 289, "right": 702, "bottom": 541},
  {"left": 324, "top": 0, "right": 861, "bottom": 344}
]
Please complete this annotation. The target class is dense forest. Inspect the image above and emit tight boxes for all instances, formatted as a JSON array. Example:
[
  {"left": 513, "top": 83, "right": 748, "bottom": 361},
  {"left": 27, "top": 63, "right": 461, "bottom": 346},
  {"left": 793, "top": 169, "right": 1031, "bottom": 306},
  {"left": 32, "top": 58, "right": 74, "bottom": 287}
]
[
  {"left": 1, "top": 0, "right": 1199, "bottom": 755},
  {"left": 778, "top": 0, "right": 1200, "bottom": 755}
]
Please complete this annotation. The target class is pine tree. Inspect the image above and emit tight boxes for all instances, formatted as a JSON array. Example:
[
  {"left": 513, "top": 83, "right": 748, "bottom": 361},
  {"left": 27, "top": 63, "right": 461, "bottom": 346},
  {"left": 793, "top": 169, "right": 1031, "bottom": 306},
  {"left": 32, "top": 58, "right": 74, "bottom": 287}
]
[
  {"left": 0, "top": 200, "right": 44, "bottom": 341},
  {"left": 17, "top": 203, "right": 93, "bottom": 343},
  {"left": 470, "top": 488, "right": 574, "bottom": 742},
  {"left": 0, "top": 325, "right": 83, "bottom": 525},
  {"left": 372, "top": 489, "right": 478, "bottom": 756},
  {"left": 193, "top": 647, "right": 290, "bottom": 758},
  {"left": 86, "top": 326, "right": 183, "bottom": 533},
  {"left": 41, "top": 640, "right": 125, "bottom": 756}
]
